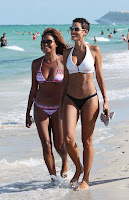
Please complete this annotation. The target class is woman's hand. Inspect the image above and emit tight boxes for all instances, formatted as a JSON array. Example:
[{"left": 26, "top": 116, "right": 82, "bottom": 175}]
[
  {"left": 103, "top": 99, "right": 110, "bottom": 116},
  {"left": 26, "top": 114, "right": 33, "bottom": 128}
]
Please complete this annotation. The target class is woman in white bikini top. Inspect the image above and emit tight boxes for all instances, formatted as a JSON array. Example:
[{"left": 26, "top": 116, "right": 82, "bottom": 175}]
[
  {"left": 61, "top": 17, "right": 109, "bottom": 191},
  {"left": 66, "top": 42, "right": 94, "bottom": 74}
]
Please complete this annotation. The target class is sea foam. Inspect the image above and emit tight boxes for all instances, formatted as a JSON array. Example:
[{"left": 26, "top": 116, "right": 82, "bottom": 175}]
[
  {"left": 96, "top": 37, "right": 110, "bottom": 42},
  {"left": 0, "top": 158, "right": 43, "bottom": 167},
  {"left": 4, "top": 46, "right": 24, "bottom": 51}
]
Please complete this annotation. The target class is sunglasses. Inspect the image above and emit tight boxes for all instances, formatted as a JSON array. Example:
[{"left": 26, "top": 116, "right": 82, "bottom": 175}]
[
  {"left": 69, "top": 27, "right": 86, "bottom": 32},
  {"left": 41, "top": 40, "right": 53, "bottom": 45}
]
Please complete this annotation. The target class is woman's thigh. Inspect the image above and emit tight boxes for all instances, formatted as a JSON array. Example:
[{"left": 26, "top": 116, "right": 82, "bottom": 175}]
[
  {"left": 51, "top": 110, "right": 64, "bottom": 147},
  {"left": 34, "top": 104, "right": 50, "bottom": 143},
  {"left": 81, "top": 95, "right": 99, "bottom": 141},
  {"left": 63, "top": 96, "right": 79, "bottom": 140}
]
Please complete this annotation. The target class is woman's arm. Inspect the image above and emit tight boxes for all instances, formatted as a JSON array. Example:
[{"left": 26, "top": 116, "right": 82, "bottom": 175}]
[
  {"left": 26, "top": 60, "right": 38, "bottom": 127},
  {"left": 59, "top": 49, "right": 69, "bottom": 115},
  {"left": 94, "top": 46, "right": 109, "bottom": 115}
]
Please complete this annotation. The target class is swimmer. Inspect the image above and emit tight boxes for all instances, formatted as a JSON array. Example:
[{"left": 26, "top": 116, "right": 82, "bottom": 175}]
[
  {"left": 113, "top": 28, "right": 117, "bottom": 34},
  {"left": 101, "top": 30, "right": 104, "bottom": 35},
  {"left": 94, "top": 36, "right": 97, "bottom": 43},
  {"left": 127, "top": 29, "right": 129, "bottom": 50},
  {"left": 33, "top": 34, "right": 36, "bottom": 40},
  {"left": 108, "top": 33, "right": 113, "bottom": 38},
  {"left": 121, "top": 34, "right": 127, "bottom": 41},
  {"left": 0, "top": 33, "right": 7, "bottom": 47}
]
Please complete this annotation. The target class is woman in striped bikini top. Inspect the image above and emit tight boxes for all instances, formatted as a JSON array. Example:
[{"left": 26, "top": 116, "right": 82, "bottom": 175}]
[
  {"left": 26, "top": 28, "right": 68, "bottom": 181},
  {"left": 36, "top": 56, "right": 64, "bottom": 83}
]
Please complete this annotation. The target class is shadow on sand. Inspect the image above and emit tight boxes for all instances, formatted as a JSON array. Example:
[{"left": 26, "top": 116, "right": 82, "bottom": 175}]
[{"left": 0, "top": 176, "right": 129, "bottom": 199}]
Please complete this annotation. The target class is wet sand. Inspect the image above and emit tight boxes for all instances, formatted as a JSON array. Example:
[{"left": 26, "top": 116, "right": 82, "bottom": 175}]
[
  {"left": 0, "top": 121, "right": 129, "bottom": 200},
  {"left": 64, "top": 122, "right": 129, "bottom": 200}
]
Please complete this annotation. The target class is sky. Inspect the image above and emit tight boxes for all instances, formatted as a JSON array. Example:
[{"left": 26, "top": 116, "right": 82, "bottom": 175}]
[{"left": 0, "top": 0, "right": 129, "bottom": 25}]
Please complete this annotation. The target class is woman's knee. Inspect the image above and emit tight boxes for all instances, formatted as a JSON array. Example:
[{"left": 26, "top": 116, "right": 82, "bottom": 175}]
[
  {"left": 65, "top": 135, "right": 74, "bottom": 147},
  {"left": 54, "top": 142, "right": 63, "bottom": 152},
  {"left": 82, "top": 137, "right": 93, "bottom": 150},
  {"left": 42, "top": 140, "right": 52, "bottom": 153}
]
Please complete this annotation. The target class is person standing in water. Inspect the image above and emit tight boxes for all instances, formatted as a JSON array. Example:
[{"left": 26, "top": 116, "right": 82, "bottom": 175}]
[
  {"left": 127, "top": 29, "right": 129, "bottom": 50},
  {"left": 26, "top": 28, "right": 68, "bottom": 182},
  {"left": 0, "top": 33, "right": 7, "bottom": 47},
  {"left": 60, "top": 18, "right": 109, "bottom": 190}
]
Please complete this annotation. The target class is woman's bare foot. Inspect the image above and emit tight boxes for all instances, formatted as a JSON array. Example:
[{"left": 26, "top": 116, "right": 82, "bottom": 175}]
[
  {"left": 60, "top": 158, "right": 68, "bottom": 178},
  {"left": 51, "top": 175, "right": 59, "bottom": 186},
  {"left": 76, "top": 180, "right": 89, "bottom": 191},
  {"left": 70, "top": 165, "right": 84, "bottom": 188}
]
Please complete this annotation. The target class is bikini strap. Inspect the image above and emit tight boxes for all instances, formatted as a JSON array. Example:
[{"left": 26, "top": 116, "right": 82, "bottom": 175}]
[
  {"left": 56, "top": 55, "right": 60, "bottom": 70},
  {"left": 40, "top": 57, "right": 44, "bottom": 67},
  {"left": 71, "top": 46, "right": 74, "bottom": 54},
  {"left": 38, "top": 57, "right": 44, "bottom": 72}
]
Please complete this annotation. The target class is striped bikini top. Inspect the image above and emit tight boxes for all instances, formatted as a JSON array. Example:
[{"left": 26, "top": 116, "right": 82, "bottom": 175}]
[
  {"left": 66, "top": 42, "right": 94, "bottom": 74},
  {"left": 36, "top": 56, "right": 64, "bottom": 83}
]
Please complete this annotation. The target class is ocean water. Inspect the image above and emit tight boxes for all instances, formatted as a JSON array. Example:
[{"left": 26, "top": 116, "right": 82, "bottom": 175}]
[{"left": 0, "top": 24, "right": 129, "bottom": 200}]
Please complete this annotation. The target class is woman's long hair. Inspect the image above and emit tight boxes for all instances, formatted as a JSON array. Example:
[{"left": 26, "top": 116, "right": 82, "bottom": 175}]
[{"left": 42, "top": 28, "right": 67, "bottom": 55}]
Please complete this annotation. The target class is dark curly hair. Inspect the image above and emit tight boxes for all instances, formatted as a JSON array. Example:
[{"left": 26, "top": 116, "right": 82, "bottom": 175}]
[
  {"left": 42, "top": 28, "right": 67, "bottom": 55},
  {"left": 73, "top": 18, "right": 90, "bottom": 32}
]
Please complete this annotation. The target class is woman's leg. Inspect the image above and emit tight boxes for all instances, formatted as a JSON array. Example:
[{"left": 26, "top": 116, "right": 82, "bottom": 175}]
[
  {"left": 51, "top": 110, "right": 68, "bottom": 177},
  {"left": 34, "top": 104, "right": 56, "bottom": 176},
  {"left": 63, "top": 96, "right": 83, "bottom": 186},
  {"left": 76, "top": 95, "right": 99, "bottom": 190}
]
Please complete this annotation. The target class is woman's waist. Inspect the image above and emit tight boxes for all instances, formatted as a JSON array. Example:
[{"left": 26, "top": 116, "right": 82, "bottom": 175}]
[
  {"left": 67, "top": 84, "right": 97, "bottom": 99},
  {"left": 35, "top": 93, "right": 60, "bottom": 105}
]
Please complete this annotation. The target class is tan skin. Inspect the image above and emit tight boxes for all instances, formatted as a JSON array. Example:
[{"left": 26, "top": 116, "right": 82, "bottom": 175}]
[
  {"left": 61, "top": 22, "right": 109, "bottom": 190},
  {"left": 26, "top": 34, "right": 68, "bottom": 179}
]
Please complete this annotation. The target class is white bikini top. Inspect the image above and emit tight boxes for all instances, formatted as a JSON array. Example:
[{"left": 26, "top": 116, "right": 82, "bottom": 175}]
[{"left": 66, "top": 42, "right": 94, "bottom": 74}]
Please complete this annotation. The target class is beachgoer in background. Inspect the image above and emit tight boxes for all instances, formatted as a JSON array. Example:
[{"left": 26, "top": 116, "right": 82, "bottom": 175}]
[
  {"left": 113, "top": 28, "right": 117, "bottom": 34},
  {"left": 36, "top": 32, "right": 40, "bottom": 36},
  {"left": 0, "top": 33, "right": 7, "bottom": 47},
  {"left": 127, "top": 29, "right": 129, "bottom": 50},
  {"left": 94, "top": 36, "right": 97, "bottom": 43},
  {"left": 33, "top": 33, "right": 36, "bottom": 40},
  {"left": 121, "top": 34, "right": 127, "bottom": 41},
  {"left": 101, "top": 30, "right": 104, "bottom": 35},
  {"left": 108, "top": 32, "right": 113, "bottom": 38},
  {"left": 26, "top": 28, "right": 68, "bottom": 182},
  {"left": 61, "top": 18, "right": 109, "bottom": 191},
  {"left": 59, "top": 30, "right": 62, "bottom": 34}
]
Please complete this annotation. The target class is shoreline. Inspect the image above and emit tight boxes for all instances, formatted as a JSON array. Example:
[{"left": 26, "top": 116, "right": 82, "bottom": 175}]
[
  {"left": 0, "top": 122, "right": 129, "bottom": 199},
  {"left": 63, "top": 121, "right": 129, "bottom": 200}
]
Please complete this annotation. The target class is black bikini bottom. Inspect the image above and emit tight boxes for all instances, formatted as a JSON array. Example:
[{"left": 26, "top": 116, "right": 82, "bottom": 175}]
[{"left": 66, "top": 93, "right": 97, "bottom": 110}]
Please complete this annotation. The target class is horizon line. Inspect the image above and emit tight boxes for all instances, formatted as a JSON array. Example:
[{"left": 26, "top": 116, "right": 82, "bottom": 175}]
[{"left": 0, "top": 23, "right": 97, "bottom": 26}]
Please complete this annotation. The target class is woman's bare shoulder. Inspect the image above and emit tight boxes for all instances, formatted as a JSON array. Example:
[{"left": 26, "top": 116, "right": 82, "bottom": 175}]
[
  {"left": 88, "top": 44, "right": 100, "bottom": 51},
  {"left": 32, "top": 56, "right": 44, "bottom": 69},
  {"left": 88, "top": 44, "right": 101, "bottom": 56}
]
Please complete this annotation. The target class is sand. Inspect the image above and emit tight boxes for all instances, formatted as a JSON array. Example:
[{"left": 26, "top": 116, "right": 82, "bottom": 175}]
[
  {"left": 0, "top": 122, "right": 129, "bottom": 200},
  {"left": 64, "top": 122, "right": 129, "bottom": 200}
]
